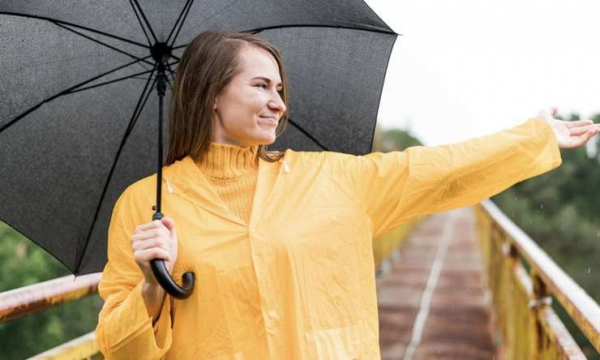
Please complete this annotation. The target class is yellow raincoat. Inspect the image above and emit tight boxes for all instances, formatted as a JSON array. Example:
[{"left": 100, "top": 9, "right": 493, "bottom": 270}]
[{"left": 96, "top": 118, "right": 561, "bottom": 359}]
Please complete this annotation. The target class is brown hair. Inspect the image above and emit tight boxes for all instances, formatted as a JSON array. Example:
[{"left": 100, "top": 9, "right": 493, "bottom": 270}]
[{"left": 166, "top": 30, "right": 289, "bottom": 165}]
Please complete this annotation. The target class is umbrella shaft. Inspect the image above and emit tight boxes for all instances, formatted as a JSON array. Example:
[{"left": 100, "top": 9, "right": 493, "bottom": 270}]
[{"left": 155, "top": 65, "right": 167, "bottom": 216}]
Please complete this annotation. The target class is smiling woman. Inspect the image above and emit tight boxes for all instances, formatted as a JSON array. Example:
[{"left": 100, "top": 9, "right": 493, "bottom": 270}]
[{"left": 94, "top": 30, "right": 599, "bottom": 360}]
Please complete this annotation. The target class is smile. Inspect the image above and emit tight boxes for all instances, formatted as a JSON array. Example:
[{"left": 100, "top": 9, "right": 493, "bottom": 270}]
[{"left": 260, "top": 116, "right": 278, "bottom": 126}]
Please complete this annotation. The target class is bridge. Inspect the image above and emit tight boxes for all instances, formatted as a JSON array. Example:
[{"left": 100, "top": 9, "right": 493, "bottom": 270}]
[{"left": 1, "top": 201, "right": 599, "bottom": 359}]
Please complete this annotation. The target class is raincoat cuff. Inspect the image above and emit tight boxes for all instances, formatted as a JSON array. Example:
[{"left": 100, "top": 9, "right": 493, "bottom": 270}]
[
  {"left": 129, "top": 280, "right": 173, "bottom": 353},
  {"left": 151, "top": 286, "right": 173, "bottom": 350},
  {"left": 528, "top": 117, "right": 562, "bottom": 174},
  {"left": 115, "top": 281, "right": 172, "bottom": 353}
]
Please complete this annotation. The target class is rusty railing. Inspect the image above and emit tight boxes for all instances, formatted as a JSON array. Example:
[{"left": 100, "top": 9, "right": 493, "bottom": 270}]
[
  {"left": 476, "top": 200, "right": 600, "bottom": 359},
  {"left": 0, "top": 273, "right": 102, "bottom": 359}
]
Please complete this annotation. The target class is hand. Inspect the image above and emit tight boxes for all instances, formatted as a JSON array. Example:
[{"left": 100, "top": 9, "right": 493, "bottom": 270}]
[
  {"left": 132, "top": 217, "right": 178, "bottom": 286},
  {"left": 537, "top": 107, "right": 600, "bottom": 149}
]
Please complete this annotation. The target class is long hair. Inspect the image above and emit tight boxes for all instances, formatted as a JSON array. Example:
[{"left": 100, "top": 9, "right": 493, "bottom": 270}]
[{"left": 166, "top": 31, "right": 289, "bottom": 165}]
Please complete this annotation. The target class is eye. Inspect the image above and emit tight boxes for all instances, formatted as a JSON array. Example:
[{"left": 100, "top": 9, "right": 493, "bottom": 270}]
[{"left": 256, "top": 83, "right": 267, "bottom": 90}]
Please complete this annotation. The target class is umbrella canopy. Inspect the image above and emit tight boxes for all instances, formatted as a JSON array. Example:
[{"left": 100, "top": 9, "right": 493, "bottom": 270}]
[{"left": 0, "top": 1, "right": 398, "bottom": 276}]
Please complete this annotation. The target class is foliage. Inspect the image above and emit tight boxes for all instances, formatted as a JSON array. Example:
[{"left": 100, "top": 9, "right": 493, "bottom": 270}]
[{"left": 372, "top": 125, "right": 423, "bottom": 151}]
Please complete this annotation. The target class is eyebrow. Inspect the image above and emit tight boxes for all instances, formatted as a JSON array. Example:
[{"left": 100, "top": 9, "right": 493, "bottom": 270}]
[{"left": 252, "top": 76, "right": 283, "bottom": 88}]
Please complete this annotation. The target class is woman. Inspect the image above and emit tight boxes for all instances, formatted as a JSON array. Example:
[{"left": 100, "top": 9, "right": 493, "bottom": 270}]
[{"left": 95, "top": 31, "right": 600, "bottom": 359}]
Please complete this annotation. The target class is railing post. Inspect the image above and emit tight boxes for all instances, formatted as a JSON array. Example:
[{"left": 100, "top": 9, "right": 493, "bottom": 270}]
[
  {"left": 504, "top": 243, "right": 519, "bottom": 360},
  {"left": 529, "top": 271, "right": 550, "bottom": 359}
]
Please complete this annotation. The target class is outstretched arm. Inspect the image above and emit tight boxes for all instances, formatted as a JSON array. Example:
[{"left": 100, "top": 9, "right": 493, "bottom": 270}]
[{"left": 328, "top": 109, "right": 599, "bottom": 239}]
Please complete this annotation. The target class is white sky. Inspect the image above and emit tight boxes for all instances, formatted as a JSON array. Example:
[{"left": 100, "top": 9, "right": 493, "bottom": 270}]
[{"left": 366, "top": 0, "right": 600, "bottom": 146}]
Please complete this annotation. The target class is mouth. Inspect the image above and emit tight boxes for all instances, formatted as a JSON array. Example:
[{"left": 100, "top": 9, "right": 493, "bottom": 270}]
[{"left": 259, "top": 116, "right": 278, "bottom": 126}]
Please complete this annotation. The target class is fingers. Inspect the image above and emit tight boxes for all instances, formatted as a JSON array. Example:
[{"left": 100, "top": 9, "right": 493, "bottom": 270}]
[
  {"left": 564, "top": 119, "right": 594, "bottom": 129},
  {"left": 136, "top": 220, "right": 165, "bottom": 232},
  {"left": 567, "top": 128, "right": 599, "bottom": 149},
  {"left": 132, "top": 227, "right": 170, "bottom": 241},
  {"left": 578, "top": 129, "right": 599, "bottom": 144},
  {"left": 161, "top": 217, "right": 175, "bottom": 231},
  {"left": 134, "top": 247, "right": 171, "bottom": 263},
  {"left": 132, "top": 236, "right": 170, "bottom": 252},
  {"left": 136, "top": 219, "right": 175, "bottom": 239},
  {"left": 569, "top": 123, "right": 600, "bottom": 135},
  {"left": 132, "top": 219, "right": 176, "bottom": 257}
]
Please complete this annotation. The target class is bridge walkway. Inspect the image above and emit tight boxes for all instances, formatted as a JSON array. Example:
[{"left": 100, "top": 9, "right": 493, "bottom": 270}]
[{"left": 377, "top": 208, "right": 500, "bottom": 360}]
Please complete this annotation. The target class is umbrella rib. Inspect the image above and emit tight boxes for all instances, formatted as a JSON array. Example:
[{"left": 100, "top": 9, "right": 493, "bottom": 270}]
[
  {"left": 288, "top": 118, "right": 329, "bottom": 151},
  {"left": 168, "top": 0, "right": 195, "bottom": 47},
  {"left": 125, "top": 70, "right": 158, "bottom": 136},
  {"left": 75, "top": 70, "right": 158, "bottom": 274},
  {"left": 131, "top": 0, "right": 158, "bottom": 44},
  {"left": 244, "top": 23, "right": 397, "bottom": 36},
  {"left": 0, "top": 56, "right": 152, "bottom": 135},
  {"left": 165, "top": 62, "right": 176, "bottom": 79},
  {"left": 171, "top": 23, "right": 397, "bottom": 51},
  {"left": 128, "top": 0, "right": 153, "bottom": 47},
  {"left": 66, "top": 69, "right": 154, "bottom": 95},
  {"left": 0, "top": 12, "right": 149, "bottom": 48},
  {"left": 166, "top": 0, "right": 194, "bottom": 46},
  {"left": 53, "top": 22, "right": 154, "bottom": 68}
]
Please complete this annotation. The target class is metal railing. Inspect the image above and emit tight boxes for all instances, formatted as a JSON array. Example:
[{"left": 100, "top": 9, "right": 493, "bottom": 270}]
[
  {"left": 476, "top": 200, "right": 600, "bottom": 359},
  {"left": 0, "top": 273, "right": 102, "bottom": 359}
]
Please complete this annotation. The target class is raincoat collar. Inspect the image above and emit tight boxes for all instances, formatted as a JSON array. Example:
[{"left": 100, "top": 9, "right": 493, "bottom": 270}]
[
  {"left": 162, "top": 154, "right": 286, "bottom": 228},
  {"left": 195, "top": 142, "right": 259, "bottom": 180}
]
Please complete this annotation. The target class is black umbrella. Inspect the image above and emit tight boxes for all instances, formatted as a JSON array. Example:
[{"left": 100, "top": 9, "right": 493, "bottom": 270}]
[{"left": 0, "top": 1, "right": 398, "bottom": 298}]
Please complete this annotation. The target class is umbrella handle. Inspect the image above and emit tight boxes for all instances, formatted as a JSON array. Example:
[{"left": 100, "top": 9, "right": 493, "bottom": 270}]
[
  {"left": 150, "top": 259, "right": 195, "bottom": 300},
  {"left": 150, "top": 212, "right": 195, "bottom": 299}
]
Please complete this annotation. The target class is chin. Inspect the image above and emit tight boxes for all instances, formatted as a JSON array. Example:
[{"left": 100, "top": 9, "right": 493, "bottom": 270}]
[
  {"left": 256, "top": 138, "right": 276, "bottom": 146},
  {"left": 253, "top": 132, "right": 277, "bottom": 146}
]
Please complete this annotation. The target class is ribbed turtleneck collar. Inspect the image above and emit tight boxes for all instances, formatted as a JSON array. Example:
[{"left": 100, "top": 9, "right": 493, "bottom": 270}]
[{"left": 196, "top": 142, "right": 259, "bottom": 180}]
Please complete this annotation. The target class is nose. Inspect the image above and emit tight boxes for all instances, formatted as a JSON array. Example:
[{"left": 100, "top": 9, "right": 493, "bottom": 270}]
[{"left": 268, "top": 92, "right": 286, "bottom": 115}]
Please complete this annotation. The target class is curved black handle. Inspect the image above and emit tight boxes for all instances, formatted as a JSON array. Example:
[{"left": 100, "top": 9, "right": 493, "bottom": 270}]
[
  {"left": 150, "top": 212, "right": 195, "bottom": 299},
  {"left": 150, "top": 259, "right": 195, "bottom": 299}
]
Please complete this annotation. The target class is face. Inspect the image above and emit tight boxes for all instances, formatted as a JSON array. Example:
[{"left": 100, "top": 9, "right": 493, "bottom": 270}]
[{"left": 212, "top": 45, "right": 287, "bottom": 147}]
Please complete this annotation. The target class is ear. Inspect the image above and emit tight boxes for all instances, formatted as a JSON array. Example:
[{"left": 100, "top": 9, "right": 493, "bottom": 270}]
[{"left": 213, "top": 97, "right": 218, "bottom": 110}]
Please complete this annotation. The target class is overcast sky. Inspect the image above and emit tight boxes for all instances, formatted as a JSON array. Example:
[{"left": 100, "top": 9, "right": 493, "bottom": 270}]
[{"left": 365, "top": 0, "right": 600, "bottom": 146}]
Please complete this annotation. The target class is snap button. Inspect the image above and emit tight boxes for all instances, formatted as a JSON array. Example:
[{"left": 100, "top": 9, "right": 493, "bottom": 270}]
[{"left": 268, "top": 310, "right": 279, "bottom": 320}]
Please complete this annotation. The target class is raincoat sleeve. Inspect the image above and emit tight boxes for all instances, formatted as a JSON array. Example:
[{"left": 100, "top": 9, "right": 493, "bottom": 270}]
[
  {"left": 329, "top": 118, "right": 562, "bottom": 238},
  {"left": 95, "top": 186, "right": 173, "bottom": 360}
]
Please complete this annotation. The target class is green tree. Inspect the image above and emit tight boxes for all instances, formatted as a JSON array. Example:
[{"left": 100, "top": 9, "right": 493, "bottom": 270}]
[{"left": 372, "top": 125, "right": 422, "bottom": 152}]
